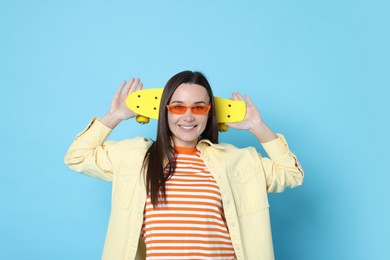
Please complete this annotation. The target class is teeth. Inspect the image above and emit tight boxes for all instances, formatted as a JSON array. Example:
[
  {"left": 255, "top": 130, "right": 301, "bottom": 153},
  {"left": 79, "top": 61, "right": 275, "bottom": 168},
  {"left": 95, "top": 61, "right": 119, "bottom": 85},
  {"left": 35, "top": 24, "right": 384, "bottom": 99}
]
[{"left": 180, "top": 125, "right": 195, "bottom": 130}]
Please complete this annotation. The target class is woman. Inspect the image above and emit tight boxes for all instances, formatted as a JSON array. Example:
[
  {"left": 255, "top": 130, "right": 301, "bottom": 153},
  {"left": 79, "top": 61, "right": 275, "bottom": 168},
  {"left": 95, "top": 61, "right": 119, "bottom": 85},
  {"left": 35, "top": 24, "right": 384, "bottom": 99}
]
[{"left": 64, "top": 71, "right": 304, "bottom": 260}]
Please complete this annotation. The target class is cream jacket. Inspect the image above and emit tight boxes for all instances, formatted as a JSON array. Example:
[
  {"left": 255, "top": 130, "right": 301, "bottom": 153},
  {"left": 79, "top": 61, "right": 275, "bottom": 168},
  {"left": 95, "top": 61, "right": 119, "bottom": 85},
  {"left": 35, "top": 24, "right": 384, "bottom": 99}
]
[{"left": 64, "top": 119, "right": 304, "bottom": 260}]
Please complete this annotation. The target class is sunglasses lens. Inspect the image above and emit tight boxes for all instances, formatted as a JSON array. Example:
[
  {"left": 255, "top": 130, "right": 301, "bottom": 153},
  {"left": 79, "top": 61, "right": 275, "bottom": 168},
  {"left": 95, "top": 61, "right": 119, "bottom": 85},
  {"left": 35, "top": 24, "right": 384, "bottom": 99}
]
[
  {"left": 168, "top": 105, "right": 187, "bottom": 114},
  {"left": 191, "top": 105, "right": 210, "bottom": 114}
]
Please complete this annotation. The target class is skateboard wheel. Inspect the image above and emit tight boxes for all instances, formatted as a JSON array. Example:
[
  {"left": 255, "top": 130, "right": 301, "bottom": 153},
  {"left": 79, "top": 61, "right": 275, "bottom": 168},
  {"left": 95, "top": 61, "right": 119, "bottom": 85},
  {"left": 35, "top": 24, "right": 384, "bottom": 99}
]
[
  {"left": 136, "top": 115, "right": 150, "bottom": 124},
  {"left": 218, "top": 123, "right": 229, "bottom": 132}
]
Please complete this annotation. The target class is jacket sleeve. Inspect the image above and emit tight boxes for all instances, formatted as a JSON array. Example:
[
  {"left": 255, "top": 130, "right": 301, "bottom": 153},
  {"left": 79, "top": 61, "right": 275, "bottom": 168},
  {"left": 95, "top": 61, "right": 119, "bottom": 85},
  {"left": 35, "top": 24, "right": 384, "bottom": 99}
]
[
  {"left": 64, "top": 118, "right": 118, "bottom": 181},
  {"left": 259, "top": 134, "right": 304, "bottom": 192}
]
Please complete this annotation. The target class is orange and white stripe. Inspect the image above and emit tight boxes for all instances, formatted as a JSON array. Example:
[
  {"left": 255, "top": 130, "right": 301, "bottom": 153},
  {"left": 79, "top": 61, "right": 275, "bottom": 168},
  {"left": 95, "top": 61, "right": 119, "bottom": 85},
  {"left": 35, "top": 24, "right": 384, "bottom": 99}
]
[{"left": 142, "top": 146, "right": 235, "bottom": 260}]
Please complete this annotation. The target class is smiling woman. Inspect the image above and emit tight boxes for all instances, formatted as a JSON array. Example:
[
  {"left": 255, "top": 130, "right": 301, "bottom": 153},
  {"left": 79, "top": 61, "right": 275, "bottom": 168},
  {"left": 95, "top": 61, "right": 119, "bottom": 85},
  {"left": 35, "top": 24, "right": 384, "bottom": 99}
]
[{"left": 64, "top": 70, "right": 304, "bottom": 260}]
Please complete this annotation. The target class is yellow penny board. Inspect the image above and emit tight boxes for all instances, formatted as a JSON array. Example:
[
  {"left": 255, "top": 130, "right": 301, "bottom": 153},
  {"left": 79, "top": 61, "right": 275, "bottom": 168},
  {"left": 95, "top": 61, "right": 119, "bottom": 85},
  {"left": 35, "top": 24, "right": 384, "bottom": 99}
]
[{"left": 126, "top": 88, "right": 246, "bottom": 132}]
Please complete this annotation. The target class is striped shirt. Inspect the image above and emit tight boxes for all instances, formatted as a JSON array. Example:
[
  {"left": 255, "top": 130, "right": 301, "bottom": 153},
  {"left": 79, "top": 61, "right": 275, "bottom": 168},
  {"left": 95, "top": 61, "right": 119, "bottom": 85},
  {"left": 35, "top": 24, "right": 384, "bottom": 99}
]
[{"left": 142, "top": 146, "right": 236, "bottom": 260}]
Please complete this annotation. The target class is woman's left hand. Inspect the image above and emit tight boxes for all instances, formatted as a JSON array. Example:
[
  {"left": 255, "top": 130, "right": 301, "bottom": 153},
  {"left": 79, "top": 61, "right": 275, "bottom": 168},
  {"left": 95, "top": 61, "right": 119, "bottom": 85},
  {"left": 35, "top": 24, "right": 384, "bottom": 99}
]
[
  {"left": 226, "top": 92, "right": 278, "bottom": 143},
  {"left": 225, "top": 92, "right": 263, "bottom": 132}
]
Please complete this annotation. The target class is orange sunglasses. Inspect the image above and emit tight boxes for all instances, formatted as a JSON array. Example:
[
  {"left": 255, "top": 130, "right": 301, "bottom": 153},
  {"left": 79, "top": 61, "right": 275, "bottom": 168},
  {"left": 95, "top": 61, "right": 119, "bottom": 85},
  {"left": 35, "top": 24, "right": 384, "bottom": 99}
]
[{"left": 166, "top": 104, "right": 211, "bottom": 115}]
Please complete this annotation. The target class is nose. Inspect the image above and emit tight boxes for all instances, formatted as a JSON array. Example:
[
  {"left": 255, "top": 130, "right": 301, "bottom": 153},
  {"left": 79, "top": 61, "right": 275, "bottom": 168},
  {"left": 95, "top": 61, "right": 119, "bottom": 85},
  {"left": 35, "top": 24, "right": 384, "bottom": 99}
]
[{"left": 183, "top": 107, "right": 195, "bottom": 121}]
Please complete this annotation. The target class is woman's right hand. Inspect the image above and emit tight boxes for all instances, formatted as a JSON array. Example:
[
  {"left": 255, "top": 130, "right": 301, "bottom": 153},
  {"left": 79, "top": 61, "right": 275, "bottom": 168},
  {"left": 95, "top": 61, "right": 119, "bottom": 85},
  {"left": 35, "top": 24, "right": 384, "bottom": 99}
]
[{"left": 100, "top": 78, "right": 143, "bottom": 128}]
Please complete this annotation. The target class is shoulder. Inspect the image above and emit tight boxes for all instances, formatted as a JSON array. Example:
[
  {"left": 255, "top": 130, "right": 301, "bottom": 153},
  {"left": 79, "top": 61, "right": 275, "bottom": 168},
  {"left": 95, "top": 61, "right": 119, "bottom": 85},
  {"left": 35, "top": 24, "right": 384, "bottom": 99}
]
[
  {"left": 198, "top": 139, "right": 258, "bottom": 158},
  {"left": 208, "top": 142, "right": 258, "bottom": 157},
  {"left": 118, "top": 136, "right": 153, "bottom": 149},
  {"left": 217, "top": 142, "right": 238, "bottom": 151},
  {"left": 204, "top": 143, "right": 261, "bottom": 171},
  {"left": 105, "top": 136, "right": 153, "bottom": 161}
]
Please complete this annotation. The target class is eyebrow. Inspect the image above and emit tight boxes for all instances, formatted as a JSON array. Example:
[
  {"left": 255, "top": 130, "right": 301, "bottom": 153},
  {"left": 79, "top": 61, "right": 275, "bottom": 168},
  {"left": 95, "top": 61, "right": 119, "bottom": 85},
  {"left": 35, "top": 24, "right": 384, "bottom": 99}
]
[{"left": 169, "top": 100, "right": 208, "bottom": 104}]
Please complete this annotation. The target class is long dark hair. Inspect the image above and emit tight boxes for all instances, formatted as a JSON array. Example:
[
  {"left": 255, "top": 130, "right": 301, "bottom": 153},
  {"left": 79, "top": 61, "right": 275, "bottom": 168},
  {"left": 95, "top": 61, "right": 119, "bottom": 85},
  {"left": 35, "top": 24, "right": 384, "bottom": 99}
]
[{"left": 143, "top": 71, "right": 218, "bottom": 207}]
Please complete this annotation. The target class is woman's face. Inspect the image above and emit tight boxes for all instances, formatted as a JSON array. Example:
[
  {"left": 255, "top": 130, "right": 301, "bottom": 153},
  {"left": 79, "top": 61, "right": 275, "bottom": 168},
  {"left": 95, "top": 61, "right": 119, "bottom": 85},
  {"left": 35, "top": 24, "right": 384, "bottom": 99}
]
[{"left": 167, "top": 83, "right": 210, "bottom": 147}]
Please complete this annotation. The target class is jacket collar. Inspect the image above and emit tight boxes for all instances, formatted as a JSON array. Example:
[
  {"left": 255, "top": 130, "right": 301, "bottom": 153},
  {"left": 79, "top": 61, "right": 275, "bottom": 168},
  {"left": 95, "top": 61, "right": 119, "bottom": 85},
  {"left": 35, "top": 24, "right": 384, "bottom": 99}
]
[
  {"left": 162, "top": 139, "right": 223, "bottom": 167},
  {"left": 196, "top": 139, "right": 225, "bottom": 151}
]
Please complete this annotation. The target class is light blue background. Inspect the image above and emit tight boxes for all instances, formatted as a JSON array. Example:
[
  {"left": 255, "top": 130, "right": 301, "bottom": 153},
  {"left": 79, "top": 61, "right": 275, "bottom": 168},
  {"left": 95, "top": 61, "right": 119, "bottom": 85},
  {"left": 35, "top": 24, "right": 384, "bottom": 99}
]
[{"left": 1, "top": 0, "right": 389, "bottom": 259}]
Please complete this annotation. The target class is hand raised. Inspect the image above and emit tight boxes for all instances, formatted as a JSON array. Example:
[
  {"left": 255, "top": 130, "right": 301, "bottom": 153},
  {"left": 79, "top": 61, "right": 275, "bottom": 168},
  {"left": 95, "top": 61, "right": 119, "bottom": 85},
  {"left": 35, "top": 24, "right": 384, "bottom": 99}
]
[
  {"left": 99, "top": 78, "right": 143, "bottom": 128},
  {"left": 108, "top": 78, "right": 143, "bottom": 120},
  {"left": 225, "top": 92, "right": 263, "bottom": 131},
  {"left": 226, "top": 92, "right": 277, "bottom": 142}
]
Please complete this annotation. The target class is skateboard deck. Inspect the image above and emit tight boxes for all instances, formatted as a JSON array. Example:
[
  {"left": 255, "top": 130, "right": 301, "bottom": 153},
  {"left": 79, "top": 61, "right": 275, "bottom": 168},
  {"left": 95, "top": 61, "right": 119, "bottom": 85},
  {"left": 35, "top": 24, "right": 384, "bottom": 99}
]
[{"left": 126, "top": 88, "right": 246, "bottom": 132}]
